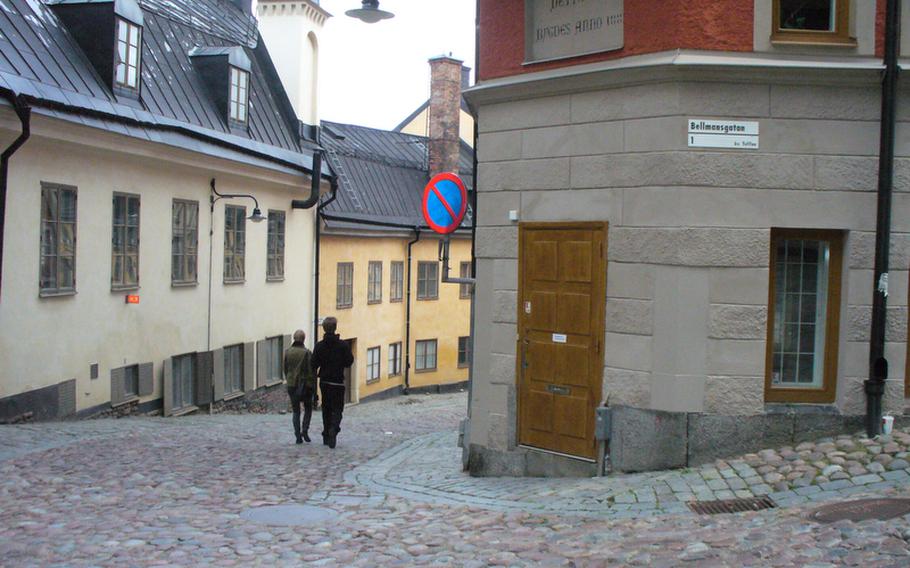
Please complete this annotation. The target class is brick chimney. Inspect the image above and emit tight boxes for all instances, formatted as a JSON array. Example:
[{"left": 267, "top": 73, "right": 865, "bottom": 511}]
[{"left": 428, "top": 55, "right": 463, "bottom": 177}]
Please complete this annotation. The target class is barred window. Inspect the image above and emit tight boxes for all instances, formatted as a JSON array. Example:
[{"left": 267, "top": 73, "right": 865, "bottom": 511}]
[
  {"left": 368, "top": 261, "right": 382, "bottom": 303},
  {"left": 111, "top": 193, "right": 140, "bottom": 290},
  {"left": 171, "top": 199, "right": 198, "bottom": 285},
  {"left": 417, "top": 261, "right": 438, "bottom": 300},
  {"left": 459, "top": 261, "right": 472, "bottom": 299},
  {"left": 39, "top": 183, "right": 77, "bottom": 295},
  {"left": 267, "top": 210, "right": 285, "bottom": 280},
  {"left": 390, "top": 261, "right": 404, "bottom": 302},
  {"left": 337, "top": 262, "right": 353, "bottom": 308},
  {"left": 224, "top": 205, "right": 246, "bottom": 282}
]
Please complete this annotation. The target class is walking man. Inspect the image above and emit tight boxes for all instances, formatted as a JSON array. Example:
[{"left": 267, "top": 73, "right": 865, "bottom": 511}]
[
  {"left": 311, "top": 317, "right": 353, "bottom": 449},
  {"left": 284, "top": 329, "right": 315, "bottom": 444}
]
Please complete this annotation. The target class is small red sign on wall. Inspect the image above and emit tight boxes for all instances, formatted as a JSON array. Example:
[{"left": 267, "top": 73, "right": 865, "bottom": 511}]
[{"left": 125, "top": 294, "right": 140, "bottom": 304}]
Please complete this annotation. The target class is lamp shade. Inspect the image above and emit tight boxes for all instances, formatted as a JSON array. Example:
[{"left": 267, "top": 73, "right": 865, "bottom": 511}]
[{"left": 345, "top": 0, "right": 393, "bottom": 23}]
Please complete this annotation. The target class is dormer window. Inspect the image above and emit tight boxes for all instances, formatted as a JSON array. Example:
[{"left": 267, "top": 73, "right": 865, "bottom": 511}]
[
  {"left": 115, "top": 17, "right": 141, "bottom": 91},
  {"left": 229, "top": 66, "right": 249, "bottom": 123}
]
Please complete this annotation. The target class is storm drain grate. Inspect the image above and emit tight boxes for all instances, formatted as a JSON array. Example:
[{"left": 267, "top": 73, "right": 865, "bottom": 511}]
[{"left": 689, "top": 496, "right": 777, "bottom": 515}]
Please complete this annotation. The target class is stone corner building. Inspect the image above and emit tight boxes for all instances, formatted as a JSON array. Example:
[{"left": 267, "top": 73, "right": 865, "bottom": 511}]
[{"left": 463, "top": 0, "right": 910, "bottom": 476}]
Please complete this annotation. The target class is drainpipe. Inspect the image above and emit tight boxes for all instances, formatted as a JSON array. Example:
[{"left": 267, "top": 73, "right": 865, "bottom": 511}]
[
  {"left": 310, "top": 174, "right": 338, "bottom": 343},
  {"left": 0, "top": 94, "right": 31, "bottom": 303},
  {"left": 866, "top": 0, "right": 901, "bottom": 438},
  {"left": 404, "top": 227, "right": 421, "bottom": 394}
]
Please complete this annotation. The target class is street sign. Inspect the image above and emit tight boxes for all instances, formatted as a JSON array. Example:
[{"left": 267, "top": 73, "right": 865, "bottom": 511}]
[{"left": 422, "top": 172, "right": 467, "bottom": 234}]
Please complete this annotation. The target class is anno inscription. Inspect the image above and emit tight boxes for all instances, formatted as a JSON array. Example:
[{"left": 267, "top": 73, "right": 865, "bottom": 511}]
[{"left": 525, "top": 0, "right": 624, "bottom": 64}]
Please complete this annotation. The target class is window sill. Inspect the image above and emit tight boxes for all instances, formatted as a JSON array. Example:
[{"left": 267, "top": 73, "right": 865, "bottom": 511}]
[
  {"left": 224, "top": 279, "right": 246, "bottom": 285},
  {"left": 223, "top": 391, "right": 245, "bottom": 401},
  {"left": 171, "top": 405, "right": 199, "bottom": 417},
  {"left": 266, "top": 276, "right": 285, "bottom": 283},
  {"left": 111, "top": 285, "right": 140, "bottom": 293},
  {"left": 367, "top": 300, "right": 382, "bottom": 305},
  {"left": 458, "top": 364, "right": 470, "bottom": 369},
  {"left": 388, "top": 373, "right": 401, "bottom": 378},
  {"left": 366, "top": 378, "right": 380, "bottom": 385},
  {"left": 111, "top": 395, "right": 139, "bottom": 408},
  {"left": 171, "top": 281, "right": 199, "bottom": 288},
  {"left": 390, "top": 298, "right": 403, "bottom": 303},
  {"left": 337, "top": 304, "right": 353, "bottom": 310},
  {"left": 39, "top": 290, "right": 77, "bottom": 299},
  {"left": 417, "top": 297, "right": 439, "bottom": 302},
  {"left": 770, "top": 36, "right": 857, "bottom": 48},
  {"left": 415, "top": 368, "right": 437, "bottom": 374},
  {"left": 261, "top": 379, "right": 283, "bottom": 388}
]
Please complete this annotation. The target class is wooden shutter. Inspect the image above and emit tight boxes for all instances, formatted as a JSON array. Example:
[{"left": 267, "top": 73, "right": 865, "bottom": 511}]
[
  {"left": 110, "top": 366, "right": 125, "bottom": 406},
  {"left": 256, "top": 340, "right": 268, "bottom": 389},
  {"left": 138, "top": 362, "right": 153, "bottom": 396},
  {"left": 243, "top": 342, "right": 255, "bottom": 392},
  {"left": 212, "top": 348, "right": 225, "bottom": 401},
  {"left": 163, "top": 358, "right": 173, "bottom": 416},
  {"left": 195, "top": 351, "right": 213, "bottom": 405}
]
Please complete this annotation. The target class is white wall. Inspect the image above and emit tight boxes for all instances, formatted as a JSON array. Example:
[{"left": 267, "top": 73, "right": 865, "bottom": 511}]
[{"left": 0, "top": 114, "right": 317, "bottom": 412}]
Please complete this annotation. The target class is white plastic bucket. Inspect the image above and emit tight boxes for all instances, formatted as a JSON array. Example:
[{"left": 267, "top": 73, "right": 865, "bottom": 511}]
[{"left": 882, "top": 415, "right": 894, "bottom": 436}]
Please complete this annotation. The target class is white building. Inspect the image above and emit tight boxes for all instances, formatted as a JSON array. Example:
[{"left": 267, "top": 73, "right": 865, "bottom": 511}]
[{"left": 0, "top": 0, "right": 326, "bottom": 420}]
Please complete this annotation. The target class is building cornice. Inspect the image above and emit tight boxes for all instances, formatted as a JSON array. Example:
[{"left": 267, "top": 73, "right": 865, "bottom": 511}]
[
  {"left": 465, "top": 49, "right": 891, "bottom": 109},
  {"left": 257, "top": 0, "right": 331, "bottom": 25}
]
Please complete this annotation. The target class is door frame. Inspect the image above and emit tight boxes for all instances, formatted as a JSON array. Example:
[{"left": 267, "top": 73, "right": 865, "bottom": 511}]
[{"left": 515, "top": 221, "right": 608, "bottom": 460}]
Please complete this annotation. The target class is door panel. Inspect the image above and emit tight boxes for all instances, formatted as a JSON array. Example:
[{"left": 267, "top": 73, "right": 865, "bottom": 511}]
[{"left": 518, "top": 223, "right": 607, "bottom": 460}]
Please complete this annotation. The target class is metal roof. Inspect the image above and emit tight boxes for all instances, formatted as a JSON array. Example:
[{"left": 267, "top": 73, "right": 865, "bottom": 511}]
[
  {"left": 0, "top": 0, "right": 320, "bottom": 174},
  {"left": 320, "top": 120, "right": 474, "bottom": 234}
]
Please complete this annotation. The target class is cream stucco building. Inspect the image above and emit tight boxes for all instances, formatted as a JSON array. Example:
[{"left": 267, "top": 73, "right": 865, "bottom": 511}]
[{"left": 0, "top": 0, "right": 326, "bottom": 420}]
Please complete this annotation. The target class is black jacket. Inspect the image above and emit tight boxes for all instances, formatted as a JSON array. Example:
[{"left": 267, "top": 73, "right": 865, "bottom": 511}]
[{"left": 312, "top": 333, "right": 354, "bottom": 384}]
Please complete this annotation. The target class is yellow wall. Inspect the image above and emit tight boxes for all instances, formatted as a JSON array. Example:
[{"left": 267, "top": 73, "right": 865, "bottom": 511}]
[{"left": 318, "top": 233, "right": 472, "bottom": 402}]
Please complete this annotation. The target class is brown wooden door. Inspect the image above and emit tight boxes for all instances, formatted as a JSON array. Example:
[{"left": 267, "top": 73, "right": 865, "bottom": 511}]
[{"left": 518, "top": 222, "right": 607, "bottom": 460}]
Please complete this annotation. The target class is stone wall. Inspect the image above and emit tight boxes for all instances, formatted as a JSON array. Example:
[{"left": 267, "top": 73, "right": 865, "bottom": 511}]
[{"left": 467, "top": 67, "right": 910, "bottom": 469}]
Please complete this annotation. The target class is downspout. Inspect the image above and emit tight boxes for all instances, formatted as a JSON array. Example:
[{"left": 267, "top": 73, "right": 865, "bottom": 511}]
[
  {"left": 866, "top": 0, "right": 901, "bottom": 437},
  {"left": 311, "top": 175, "right": 338, "bottom": 342},
  {"left": 404, "top": 227, "right": 422, "bottom": 394},
  {"left": 0, "top": 94, "right": 31, "bottom": 303}
]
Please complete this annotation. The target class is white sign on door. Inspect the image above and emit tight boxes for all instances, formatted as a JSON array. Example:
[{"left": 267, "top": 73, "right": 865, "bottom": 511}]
[{"left": 688, "top": 119, "right": 759, "bottom": 150}]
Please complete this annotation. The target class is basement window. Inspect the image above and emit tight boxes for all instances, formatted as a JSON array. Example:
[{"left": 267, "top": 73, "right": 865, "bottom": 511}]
[{"left": 115, "top": 17, "right": 142, "bottom": 91}]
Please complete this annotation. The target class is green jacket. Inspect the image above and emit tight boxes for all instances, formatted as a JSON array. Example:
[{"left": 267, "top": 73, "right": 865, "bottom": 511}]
[{"left": 284, "top": 343, "right": 314, "bottom": 389}]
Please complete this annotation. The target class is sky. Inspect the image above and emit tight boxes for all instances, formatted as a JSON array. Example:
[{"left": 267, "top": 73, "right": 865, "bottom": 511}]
[{"left": 312, "top": 0, "right": 476, "bottom": 130}]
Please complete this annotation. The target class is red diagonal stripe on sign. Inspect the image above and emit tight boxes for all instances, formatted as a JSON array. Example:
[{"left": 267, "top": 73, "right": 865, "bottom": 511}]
[{"left": 430, "top": 184, "right": 458, "bottom": 223}]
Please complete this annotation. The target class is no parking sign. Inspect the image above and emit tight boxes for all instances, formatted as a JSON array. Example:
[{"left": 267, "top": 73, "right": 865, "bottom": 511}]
[{"left": 422, "top": 173, "right": 467, "bottom": 235}]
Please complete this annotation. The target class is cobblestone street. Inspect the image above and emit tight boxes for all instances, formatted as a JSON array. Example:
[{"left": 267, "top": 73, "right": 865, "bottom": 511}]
[{"left": 2, "top": 392, "right": 910, "bottom": 566}]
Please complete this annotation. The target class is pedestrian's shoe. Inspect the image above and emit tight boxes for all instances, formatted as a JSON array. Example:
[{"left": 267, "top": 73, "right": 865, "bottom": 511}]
[
  {"left": 302, "top": 431, "right": 311, "bottom": 443},
  {"left": 327, "top": 432, "right": 337, "bottom": 449},
  {"left": 295, "top": 435, "right": 303, "bottom": 445},
  {"left": 322, "top": 433, "right": 329, "bottom": 446}
]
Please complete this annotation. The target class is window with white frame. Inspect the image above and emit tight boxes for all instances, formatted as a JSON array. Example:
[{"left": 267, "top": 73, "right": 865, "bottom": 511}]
[
  {"left": 111, "top": 193, "right": 140, "bottom": 290},
  {"left": 267, "top": 210, "right": 285, "bottom": 280},
  {"left": 417, "top": 261, "right": 438, "bottom": 300},
  {"left": 40, "top": 183, "right": 77, "bottom": 295},
  {"left": 172, "top": 353, "right": 195, "bottom": 411},
  {"left": 367, "top": 346, "right": 380, "bottom": 383},
  {"left": 266, "top": 336, "right": 283, "bottom": 384},
  {"left": 171, "top": 199, "right": 198, "bottom": 285},
  {"left": 368, "top": 261, "right": 382, "bottom": 303},
  {"left": 229, "top": 66, "right": 250, "bottom": 123},
  {"left": 337, "top": 262, "right": 353, "bottom": 308},
  {"left": 224, "top": 205, "right": 245, "bottom": 282},
  {"left": 459, "top": 261, "right": 472, "bottom": 299},
  {"left": 115, "top": 17, "right": 141, "bottom": 91},
  {"left": 388, "top": 342, "right": 401, "bottom": 376},
  {"left": 415, "top": 339, "right": 437, "bottom": 371},
  {"left": 390, "top": 261, "right": 404, "bottom": 302}
]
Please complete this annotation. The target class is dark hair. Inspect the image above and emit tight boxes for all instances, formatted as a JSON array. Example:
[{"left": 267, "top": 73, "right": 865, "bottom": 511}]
[{"left": 323, "top": 317, "right": 337, "bottom": 334}]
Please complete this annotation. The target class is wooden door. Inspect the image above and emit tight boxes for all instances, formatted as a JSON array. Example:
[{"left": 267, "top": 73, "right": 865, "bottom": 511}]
[{"left": 518, "top": 222, "right": 607, "bottom": 460}]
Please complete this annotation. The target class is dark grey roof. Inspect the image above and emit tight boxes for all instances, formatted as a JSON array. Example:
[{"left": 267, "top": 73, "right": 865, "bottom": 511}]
[
  {"left": 0, "top": 0, "right": 321, "bottom": 174},
  {"left": 320, "top": 120, "right": 473, "bottom": 233}
]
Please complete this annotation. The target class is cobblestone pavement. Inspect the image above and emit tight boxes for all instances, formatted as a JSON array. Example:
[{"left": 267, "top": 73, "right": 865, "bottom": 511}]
[{"left": 2, "top": 392, "right": 910, "bottom": 566}]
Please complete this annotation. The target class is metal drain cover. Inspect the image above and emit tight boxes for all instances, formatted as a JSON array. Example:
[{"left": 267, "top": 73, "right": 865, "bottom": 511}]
[
  {"left": 240, "top": 504, "right": 336, "bottom": 526},
  {"left": 809, "top": 498, "right": 910, "bottom": 523}
]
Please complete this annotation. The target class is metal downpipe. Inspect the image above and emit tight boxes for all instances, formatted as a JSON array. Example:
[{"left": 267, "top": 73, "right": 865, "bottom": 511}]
[
  {"left": 404, "top": 228, "right": 421, "bottom": 394},
  {"left": 0, "top": 94, "right": 31, "bottom": 303}
]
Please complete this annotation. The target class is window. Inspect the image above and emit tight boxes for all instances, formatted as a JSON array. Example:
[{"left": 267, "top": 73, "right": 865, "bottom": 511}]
[
  {"left": 390, "top": 261, "right": 404, "bottom": 302},
  {"left": 115, "top": 18, "right": 141, "bottom": 91},
  {"left": 265, "top": 336, "right": 283, "bottom": 384},
  {"left": 388, "top": 342, "right": 402, "bottom": 376},
  {"left": 460, "top": 261, "right": 472, "bottom": 299},
  {"left": 123, "top": 364, "right": 139, "bottom": 397},
  {"left": 229, "top": 66, "right": 250, "bottom": 123},
  {"left": 224, "top": 205, "right": 246, "bottom": 282},
  {"left": 367, "top": 346, "right": 380, "bottom": 383},
  {"left": 415, "top": 339, "right": 437, "bottom": 371},
  {"left": 40, "top": 183, "right": 77, "bottom": 295},
  {"left": 111, "top": 193, "right": 139, "bottom": 290},
  {"left": 267, "top": 210, "right": 285, "bottom": 281},
  {"left": 417, "top": 261, "right": 438, "bottom": 300},
  {"left": 172, "top": 199, "right": 198, "bottom": 285},
  {"left": 368, "top": 261, "right": 382, "bottom": 303},
  {"left": 225, "top": 344, "right": 243, "bottom": 395},
  {"left": 765, "top": 229, "right": 843, "bottom": 404},
  {"left": 772, "top": 0, "right": 852, "bottom": 45},
  {"left": 337, "top": 262, "right": 353, "bottom": 308},
  {"left": 172, "top": 353, "right": 195, "bottom": 411},
  {"left": 458, "top": 336, "right": 471, "bottom": 368}
]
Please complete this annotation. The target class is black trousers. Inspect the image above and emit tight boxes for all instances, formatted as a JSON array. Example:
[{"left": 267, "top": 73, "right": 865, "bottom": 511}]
[
  {"left": 320, "top": 381, "right": 346, "bottom": 438},
  {"left": 287, "top": 385, "right": 315, "bottom": 438}
]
